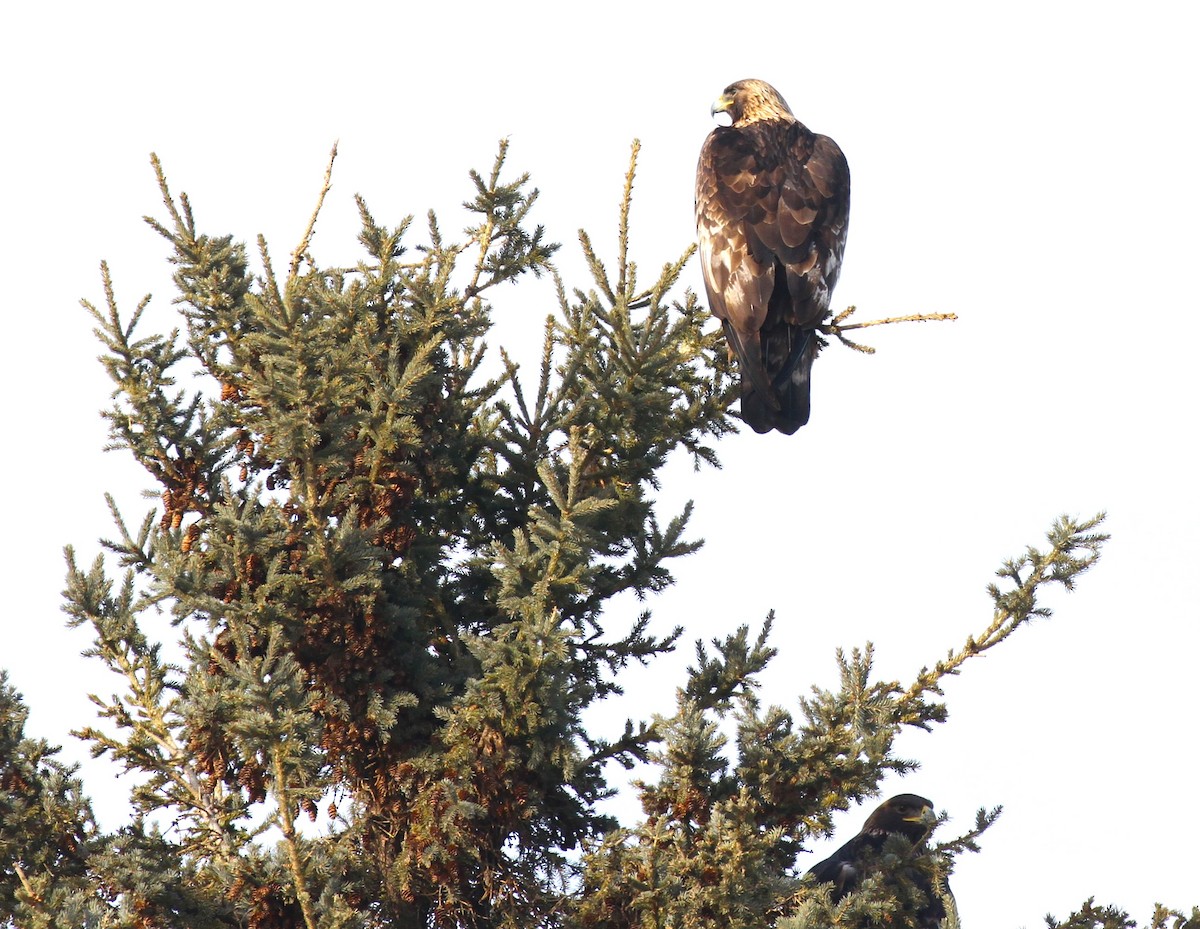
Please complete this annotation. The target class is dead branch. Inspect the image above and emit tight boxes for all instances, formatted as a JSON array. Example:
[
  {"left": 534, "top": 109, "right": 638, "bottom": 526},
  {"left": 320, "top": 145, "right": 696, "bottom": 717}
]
[
  {"left": 819, "top": 305, "right": 957, "bottom": 354},
  {"left": 288, "top": 142, "right": 339, "bottom": 282}
]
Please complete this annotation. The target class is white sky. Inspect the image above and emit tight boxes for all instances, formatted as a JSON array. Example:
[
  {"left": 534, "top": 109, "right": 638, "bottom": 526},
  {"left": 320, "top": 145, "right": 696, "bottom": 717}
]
[{"left": 2, "top": 2, "right": 1197, "bottom": 926}]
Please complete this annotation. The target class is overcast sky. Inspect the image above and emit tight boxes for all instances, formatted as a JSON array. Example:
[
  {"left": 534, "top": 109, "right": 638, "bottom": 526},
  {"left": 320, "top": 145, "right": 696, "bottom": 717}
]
[{"left": 3, "top": 3, "right": 1197, "bottom": 926}]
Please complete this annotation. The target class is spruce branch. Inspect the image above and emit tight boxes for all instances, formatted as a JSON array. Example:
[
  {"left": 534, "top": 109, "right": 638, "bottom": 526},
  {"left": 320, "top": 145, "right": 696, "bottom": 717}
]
[
  {"left": 61, "top": 545, "right": 247, "bottom": 860},
  {"left": 578, "top": 229, "right": 615, "bottom": 305},
  {"left": 633, "top": 242, "right": 697, "bottom": 312},
  {"left": 932, "top": 805, "right": 1003, "bottom": 857},
  {"left": 0, "top": 674, "right": 104, "bottom": 924},
  {"left": 897, "top": 512, "right": 1108, "bottom": 720},
  {"left": 686, "top": 616, "right": 777, "bottom": 712},
  {"left": 819, "top": 305, "right": 958, "bottom": 354},
  {"left": 147, "top": 151, "right": 195, "bottom": 242},
  {"left": 1044, "top": 899, "right": 1199, "bottom": 929},
  {"left": 463, "top": 139, "right": 556, "bottom": 298},
  {"left": 616, "top": 139, "right": 640, "bottom": 299},
  {"left": 463, "top": 139, "right": 514, "bottom": 298},
  {"left": 259, "top": 233, "right": 285, "bottom": 322}
]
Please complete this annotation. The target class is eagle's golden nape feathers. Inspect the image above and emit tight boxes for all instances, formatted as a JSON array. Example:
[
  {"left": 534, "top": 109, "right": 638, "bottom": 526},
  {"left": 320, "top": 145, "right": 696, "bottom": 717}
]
[
  {"left": 714, "top": 78, "right": 796, "bottom": 126},
  {"left": 695, "top": 78, "right": 850, "bottom": 434}
]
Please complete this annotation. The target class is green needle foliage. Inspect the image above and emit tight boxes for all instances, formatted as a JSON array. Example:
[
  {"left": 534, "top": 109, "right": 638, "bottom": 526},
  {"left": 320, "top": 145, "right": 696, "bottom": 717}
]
[
  {"left": 1044, "top": 900, "right": 1198, "bottom": 929},
  {"left": 1, "top": 141, "right": 1192, "bottom": 928}
]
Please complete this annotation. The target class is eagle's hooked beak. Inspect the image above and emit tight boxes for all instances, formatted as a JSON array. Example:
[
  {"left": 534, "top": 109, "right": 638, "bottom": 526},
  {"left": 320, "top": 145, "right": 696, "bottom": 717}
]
[
  {"left": 900, "top": 804, "right": 938, "bottom": 830},
  {"left": 711, "top": 93, "right": 735, "bottom": 119}
]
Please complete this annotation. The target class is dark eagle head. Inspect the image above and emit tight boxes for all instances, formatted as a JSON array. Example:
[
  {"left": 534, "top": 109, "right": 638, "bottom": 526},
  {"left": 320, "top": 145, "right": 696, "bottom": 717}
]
[
  {"left": 862, "top": 794, "right": 939, "bottom": 843},
  {"left": 711, "top": 79, "right": 795, "bottom": 126}
]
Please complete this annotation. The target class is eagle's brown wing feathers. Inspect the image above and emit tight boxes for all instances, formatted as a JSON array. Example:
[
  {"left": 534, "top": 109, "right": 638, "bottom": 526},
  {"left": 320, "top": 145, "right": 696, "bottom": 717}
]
[{"left": 696, "top": 81, "right": 850, "bottom": 433}]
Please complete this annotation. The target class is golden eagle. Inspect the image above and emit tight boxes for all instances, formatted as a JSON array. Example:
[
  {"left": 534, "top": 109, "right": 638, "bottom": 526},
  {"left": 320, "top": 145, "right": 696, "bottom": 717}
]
[
  {"left": 807, "top": 794, "right": 955, "bottom": 927},
  {"left": 695, "top": 79, "right": 850, "bottom": 434}
]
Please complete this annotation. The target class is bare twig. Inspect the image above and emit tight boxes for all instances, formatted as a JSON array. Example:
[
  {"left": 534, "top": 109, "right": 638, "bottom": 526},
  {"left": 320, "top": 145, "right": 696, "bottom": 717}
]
[
  {"left": 288, "top": 142, "right": 339, "bottom": 282},
  {"left": 819, "top": 305, "right": 957, "bottom": 354}
]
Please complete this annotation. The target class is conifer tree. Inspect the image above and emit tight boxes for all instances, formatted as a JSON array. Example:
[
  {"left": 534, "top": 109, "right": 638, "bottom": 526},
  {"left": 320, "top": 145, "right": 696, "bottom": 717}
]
[{"left": 1, "top": 142, "right": 1192, "bottom": 928}]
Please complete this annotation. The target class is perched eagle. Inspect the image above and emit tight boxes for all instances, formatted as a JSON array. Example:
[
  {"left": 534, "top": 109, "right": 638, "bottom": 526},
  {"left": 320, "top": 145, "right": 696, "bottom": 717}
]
[
  {"left": 807, "top": 794, "right": 955, "bottom": 928},
  {"left": 695, "top": 79, "right": 850, "bottom": 434}
]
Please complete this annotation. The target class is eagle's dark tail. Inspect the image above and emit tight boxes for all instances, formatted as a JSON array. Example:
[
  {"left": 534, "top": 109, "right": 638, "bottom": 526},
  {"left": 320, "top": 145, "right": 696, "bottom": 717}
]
[
  {"left": 723, "top": 323, "right": 780, "bottom": 434},
  {"left": 767, "top": 327, "right": 815, "bottom": 435},
  {"left": 726, "top": 321, "right": 817, "bottom": 434},
  {"left": 739, "top": 382, "right": 777, "bottom": 434},
  {"left": 736, "top": 325, "right": 815, "bottom": 435}
]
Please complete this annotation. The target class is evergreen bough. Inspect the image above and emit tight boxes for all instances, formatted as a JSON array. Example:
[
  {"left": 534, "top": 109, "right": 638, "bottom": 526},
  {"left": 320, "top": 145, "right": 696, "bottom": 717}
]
[{"left": 0, "top": 141, "right": 1192, "bottom": 928}]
